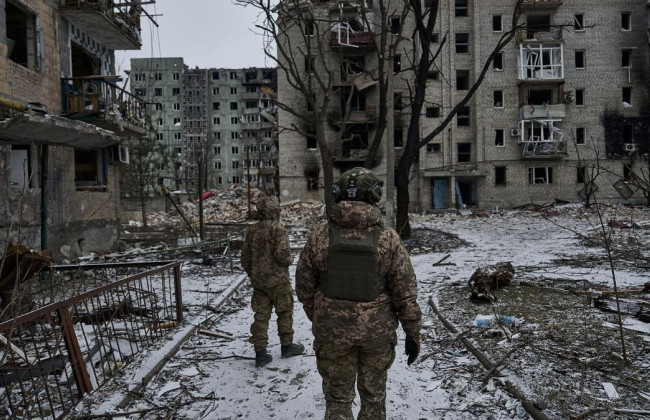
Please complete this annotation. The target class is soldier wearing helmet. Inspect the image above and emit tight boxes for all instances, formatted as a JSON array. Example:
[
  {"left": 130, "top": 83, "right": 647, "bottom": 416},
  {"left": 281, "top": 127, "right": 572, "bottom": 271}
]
[
  {"left": 241, "top": 196, "right": 305, "bottom": 367},
  {"left": 296, "top": 167, "right": 422, "bottom": 419}
]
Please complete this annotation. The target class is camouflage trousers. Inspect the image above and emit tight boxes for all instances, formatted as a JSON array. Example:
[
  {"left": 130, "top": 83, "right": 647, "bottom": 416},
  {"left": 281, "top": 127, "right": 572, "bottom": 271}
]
[
  {"left": 249, "top": 282, "right": 295, "bottom": 352},
  {"left": 314, "top": 339, "right": 396, "bottom": 420}
]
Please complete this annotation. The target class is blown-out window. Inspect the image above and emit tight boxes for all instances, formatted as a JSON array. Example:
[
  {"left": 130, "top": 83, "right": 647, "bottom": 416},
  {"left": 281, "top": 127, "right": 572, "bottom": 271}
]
[{"left": 6, "top": 1, "right": 41, "bottom": 71}]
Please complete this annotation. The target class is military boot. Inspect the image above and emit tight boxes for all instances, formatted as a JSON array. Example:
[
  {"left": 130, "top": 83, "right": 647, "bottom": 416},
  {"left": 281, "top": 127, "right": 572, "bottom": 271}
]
[
  {"left": 281, "top": 343, "right": 305, "bottom": 359},
  {"left": 255, "top": 349, "right": 273, "bottom": 368}
]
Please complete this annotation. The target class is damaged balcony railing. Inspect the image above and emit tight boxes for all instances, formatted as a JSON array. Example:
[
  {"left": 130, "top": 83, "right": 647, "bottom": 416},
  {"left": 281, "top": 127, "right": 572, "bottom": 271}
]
[
  {"left": 61, "top": 76, "right": 149, "bottom": 136},
  {"left": 0, "top": 261, "right": 182, "bottom": 419},
  {"left": 58, "top": 0, "right": 144, "bottom": 50}
]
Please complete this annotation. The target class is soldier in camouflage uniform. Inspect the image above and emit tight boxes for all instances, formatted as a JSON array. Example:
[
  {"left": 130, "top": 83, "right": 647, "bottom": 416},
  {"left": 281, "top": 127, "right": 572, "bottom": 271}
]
[
  {"left": 296, "top": 168, "right": 422, "bottom": 420},
  {"left": 241, "top": 196, "right": 305, "bottom": 368}
]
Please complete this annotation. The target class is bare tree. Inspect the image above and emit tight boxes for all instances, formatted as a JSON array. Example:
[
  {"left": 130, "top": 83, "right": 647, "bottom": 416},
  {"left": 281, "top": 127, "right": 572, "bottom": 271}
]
[
  {"left": 120, "top": 129, "right": 172, "bottom": 228},
  {"left": 235, "top": 0, "right": 407, "bottom": 213},
  {"left": 395, "top": 0, "right": 525, "bottom": 238}
]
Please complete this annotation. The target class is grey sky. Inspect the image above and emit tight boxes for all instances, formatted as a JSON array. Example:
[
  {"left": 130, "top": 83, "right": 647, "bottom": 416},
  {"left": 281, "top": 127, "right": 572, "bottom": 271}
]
[{"left": 115, "top": 0, "right": 270, "bottom": 73}]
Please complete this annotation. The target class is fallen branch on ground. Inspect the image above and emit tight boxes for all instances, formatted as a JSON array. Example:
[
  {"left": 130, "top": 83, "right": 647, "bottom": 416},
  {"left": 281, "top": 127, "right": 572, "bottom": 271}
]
[{"left": 428, "top": 296, "right": 549, "bottom": 420}]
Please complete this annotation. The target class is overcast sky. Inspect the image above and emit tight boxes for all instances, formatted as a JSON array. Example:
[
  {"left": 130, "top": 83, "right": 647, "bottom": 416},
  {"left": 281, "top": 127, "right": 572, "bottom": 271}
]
[{"left": 115, "top": 0, "right": 271, "bottom": 73}]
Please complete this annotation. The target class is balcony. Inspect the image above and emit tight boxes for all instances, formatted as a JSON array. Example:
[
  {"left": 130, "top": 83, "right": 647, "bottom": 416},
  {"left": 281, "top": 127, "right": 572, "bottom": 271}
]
[
  {"left": 519, "top": 103, "right": 566, "bottom": 120},
  {"left": 58, "top": 0, "right": 144, "bottom": 50},
  {"left": 242, "top": 92, "right": 261, "bottom": 100},
  {"left": 331, "top": 27, "right": 374, "bottom": 49},
  {"left": 328, "top": 1, "right": 374, "bottom": 13},
  {"left": 328, "top": 107, "right": 376, "bottom": 125},
  {"left": 61, "top": 76, "right": 149, "bottom": 137},
  {"left": 518, "top": 119, "right": 568, "bottom": 159},
  {"left": 521, "top": 0, "right": 563, "bottom": 11},
  {"left": 518, "top": 43, "right": 564, "bottom": 81}
]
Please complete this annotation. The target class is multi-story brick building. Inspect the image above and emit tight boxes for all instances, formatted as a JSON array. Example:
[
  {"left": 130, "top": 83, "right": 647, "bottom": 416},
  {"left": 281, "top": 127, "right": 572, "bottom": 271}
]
[
  {"left": 0, "top": 0, "right": 151, "bottom": 261},
  {"left": 130, "top": 58, "right": 279, "bottom": 193},
  {"left": 277, "top": 0, "right": 650, "bottom": 211}
]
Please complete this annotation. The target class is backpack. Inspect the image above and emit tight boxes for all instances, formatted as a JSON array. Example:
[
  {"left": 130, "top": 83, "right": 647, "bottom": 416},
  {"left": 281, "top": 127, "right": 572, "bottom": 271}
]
[{"left": 325, "top": 222, "right": 384, "bottom": 301}]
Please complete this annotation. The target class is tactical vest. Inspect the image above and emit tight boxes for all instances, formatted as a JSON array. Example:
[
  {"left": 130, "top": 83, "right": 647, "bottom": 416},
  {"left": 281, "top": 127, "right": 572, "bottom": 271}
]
[{"left": 326, "top": 222, "right": 384, "bottom": 301}]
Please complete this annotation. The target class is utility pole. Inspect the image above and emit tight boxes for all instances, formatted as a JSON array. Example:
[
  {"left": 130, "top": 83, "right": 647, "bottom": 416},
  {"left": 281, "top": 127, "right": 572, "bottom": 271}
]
[
  {"left": 198, "top": 156, "right": 204, "bottom": 240},
  {"left": 246, "top": 147, "right": 251, "bottom": 218}
]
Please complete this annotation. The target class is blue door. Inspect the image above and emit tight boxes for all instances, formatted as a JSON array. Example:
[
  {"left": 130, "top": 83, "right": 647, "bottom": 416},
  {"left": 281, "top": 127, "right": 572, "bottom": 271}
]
[{"left": 432, "top": 179, "right": 447, "bottom": 209}]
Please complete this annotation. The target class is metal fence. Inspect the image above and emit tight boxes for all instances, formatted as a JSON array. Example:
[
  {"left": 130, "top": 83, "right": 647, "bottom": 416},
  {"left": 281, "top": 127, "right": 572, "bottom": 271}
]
[{"left": 0, "top": 261, "right": 182, "bottom": 419}]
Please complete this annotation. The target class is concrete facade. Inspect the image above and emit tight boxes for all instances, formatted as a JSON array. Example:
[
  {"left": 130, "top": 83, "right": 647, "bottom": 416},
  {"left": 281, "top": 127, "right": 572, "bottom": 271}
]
[
  {"left": 130, "top": 59, "right": 279, "bottom": 193},
  {"left": 277, "top": 0, "right": 650, "bottom": 210},
  {"left": 1, "top": 0, "right": 149, "bottom": 261}
]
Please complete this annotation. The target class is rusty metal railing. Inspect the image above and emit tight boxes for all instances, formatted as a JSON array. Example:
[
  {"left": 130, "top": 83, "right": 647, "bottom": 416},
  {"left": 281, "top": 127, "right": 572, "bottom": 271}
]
[{"left": 0, "top": 261, "right": 182, "bottom": 419}]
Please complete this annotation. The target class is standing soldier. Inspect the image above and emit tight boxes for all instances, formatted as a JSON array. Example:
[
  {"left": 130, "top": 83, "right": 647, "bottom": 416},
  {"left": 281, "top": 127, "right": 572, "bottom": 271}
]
[
  {"left": 296, "top": 167, "right": 422, "bottom": 419},
  {"left": 241, "top": 196, "right": 304, "bottom": 368}
]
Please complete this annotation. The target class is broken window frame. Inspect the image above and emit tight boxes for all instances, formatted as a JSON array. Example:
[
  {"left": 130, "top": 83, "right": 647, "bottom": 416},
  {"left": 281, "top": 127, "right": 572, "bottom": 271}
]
[
  {"left": 575, "top": 88, "right": 585, "bottom": 106},
  {"left": 573, "top": 13, "right": 584, "bottom": 31},
  {"left": 492, "top": 15, "right": 502, "bottom": 32},
  {"left": 622, "top": 87, "right": 632, "bottom": 107},
  {"left": 389, "top": 16, "right": 401, "bottom": 34},
  {"left": 306, "top": 169, "right": 319, "bottom": 190},
  {"left": 621, "top": 12, "right": 631, "bottom": 31},
  {"left": 519, "top": 43, "right": 564, "bottom": 80},
  {"left": 526, "top": 14, "right": 551, "bottom": 39},
  {"left": 495, "top": 166, "right": 506, "bottom": 186},
  {"left": 622, "top": 49, "right": 632, "bottom": 68},
  {"left": 456, "top": 70, "right": 470, "bottom": 90},
  {"left": 426, "top": 143, "right": 441, "bottom": 153},
  {"left": 74, "top": 149, "right": 107, "bottom": 191},
  {"left": 494, "top": 129, "right": 505, "bottom": 146},
  {"left": 6, "top": 0, "right": 42, "bottom": 71},
  {"left": 493, "top": 52, "right": 504, "bottom": 71},
  {"left": 457, "top": 106, "right": 470, "bottom": 127},
  {"left": 528, "top": 167, "right": 554, "bottom": 185},
  {"left": 10, "top": 145, "right": 39, "bottom": 189},
  {"left": 394, "top": 128, "right": 403, "bottom": 148},
  {"left": 577, "top": 166, "right": 586, "bottom": 184},
  {"left": 426, "top": 106, "right": 440, "bottom": 118},
  {"left": 493, "top": 90, "right": 504, "bottom": 108},
  {"left": 575, "top": 127, "right": 586, "bottom": 145},
  {"left": 393, "top": 54, "right": 401, "bottom": 73},
  {"left": 575, "top": 50, "right": 585, "bottom": 69}
]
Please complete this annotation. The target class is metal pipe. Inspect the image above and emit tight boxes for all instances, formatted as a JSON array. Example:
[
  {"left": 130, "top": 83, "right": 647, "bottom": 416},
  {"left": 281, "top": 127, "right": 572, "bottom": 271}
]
[
  {"left": 0, "top": 96, "right": 26, "bottom": 111},
  {"left": 40, "top": 145, "right": 49, "bottom": 251}
]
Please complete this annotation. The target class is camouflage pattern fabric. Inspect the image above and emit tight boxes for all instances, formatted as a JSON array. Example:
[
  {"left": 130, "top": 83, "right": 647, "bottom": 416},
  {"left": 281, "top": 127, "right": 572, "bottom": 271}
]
[
  {"left": 241, "top": 196, "right": 295, "bottom": 350},
  {"left": 249, "top": 282, "right": 295, "bottom": 351},
  {"left": 241, "top": 196, "right": 293, "bottom": 289},
  {"left": 296, "top": 201, "right": 422, "bottom": 346},
  {"left": 314, "top": 339, "right": 395, "bottom": 420}
]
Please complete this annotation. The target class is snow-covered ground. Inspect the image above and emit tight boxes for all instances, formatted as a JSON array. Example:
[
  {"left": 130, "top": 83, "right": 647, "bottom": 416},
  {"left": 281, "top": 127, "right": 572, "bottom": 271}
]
[{"left": 76, "top": 205, "right": 650, "bottom": 419}]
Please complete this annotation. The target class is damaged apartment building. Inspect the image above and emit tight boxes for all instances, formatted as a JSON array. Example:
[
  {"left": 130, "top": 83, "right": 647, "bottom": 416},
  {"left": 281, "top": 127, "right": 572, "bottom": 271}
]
[
  {"left": 277, "top": 0, "right": 650, "bottom": 210},
  {"left": 129, "top": 58, "right": 279, "bottom": 195},
  {"left": 0, "top": 0, "right": 152, "bottom": 261}
]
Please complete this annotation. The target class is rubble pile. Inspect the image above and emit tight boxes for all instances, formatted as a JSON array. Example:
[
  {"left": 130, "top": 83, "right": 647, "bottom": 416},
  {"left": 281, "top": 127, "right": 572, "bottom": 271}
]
[{"left": 144, "top": 188, "right": 327, "bottom": 231}]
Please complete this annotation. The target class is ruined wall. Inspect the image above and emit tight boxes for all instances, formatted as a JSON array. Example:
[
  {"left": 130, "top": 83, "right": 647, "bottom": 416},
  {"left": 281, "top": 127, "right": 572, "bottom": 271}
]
[
  {"left": 0, "top": 0, "right": 62, "bottom": 111},
  {"left": 46, "top": 146, "right": 120, "bottom": 260}
]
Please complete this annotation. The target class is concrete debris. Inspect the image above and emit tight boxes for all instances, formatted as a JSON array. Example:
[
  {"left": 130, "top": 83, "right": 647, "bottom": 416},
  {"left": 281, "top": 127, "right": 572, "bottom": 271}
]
[
  {"left": 468, "top": 262, "right": 515, "bottom": 302},
  {"left": 0, "top": 243, "right": 52, "bottom": 316},
  {"left": 145, "top": 188, "right": 326, "bottom": 231}
]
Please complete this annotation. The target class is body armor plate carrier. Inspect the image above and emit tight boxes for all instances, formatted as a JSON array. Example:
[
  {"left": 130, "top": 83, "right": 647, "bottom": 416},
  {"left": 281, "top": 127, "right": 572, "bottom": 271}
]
[{"left": 326, "top": 222, "right": 384, "bottom": 301}]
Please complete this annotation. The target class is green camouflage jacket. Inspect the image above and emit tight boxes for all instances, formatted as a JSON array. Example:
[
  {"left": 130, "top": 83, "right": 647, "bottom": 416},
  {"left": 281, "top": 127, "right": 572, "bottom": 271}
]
[
  {"left": 296, "top": 201, "right": 421, "bottom": 346},
  {"left": 241, "top": 196, "right": 293, "bottom": 290}
]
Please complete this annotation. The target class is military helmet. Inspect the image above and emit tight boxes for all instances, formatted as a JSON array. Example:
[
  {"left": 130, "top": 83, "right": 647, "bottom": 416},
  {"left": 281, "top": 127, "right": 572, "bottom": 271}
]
[{"left": 332, "top": 167, "right": 383, "bottom": 204}]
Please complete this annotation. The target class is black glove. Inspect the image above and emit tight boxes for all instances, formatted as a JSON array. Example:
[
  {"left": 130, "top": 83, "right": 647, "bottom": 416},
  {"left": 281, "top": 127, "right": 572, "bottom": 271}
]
[{"left": 405, "top": 335, "right": 420, "bottom": 366}]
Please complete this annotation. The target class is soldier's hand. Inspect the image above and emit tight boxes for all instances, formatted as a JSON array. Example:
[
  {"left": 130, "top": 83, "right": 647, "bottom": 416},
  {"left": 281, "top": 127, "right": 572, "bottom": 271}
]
[{"left": 405, "top": 335, "right": 420, "bottom": 365}]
